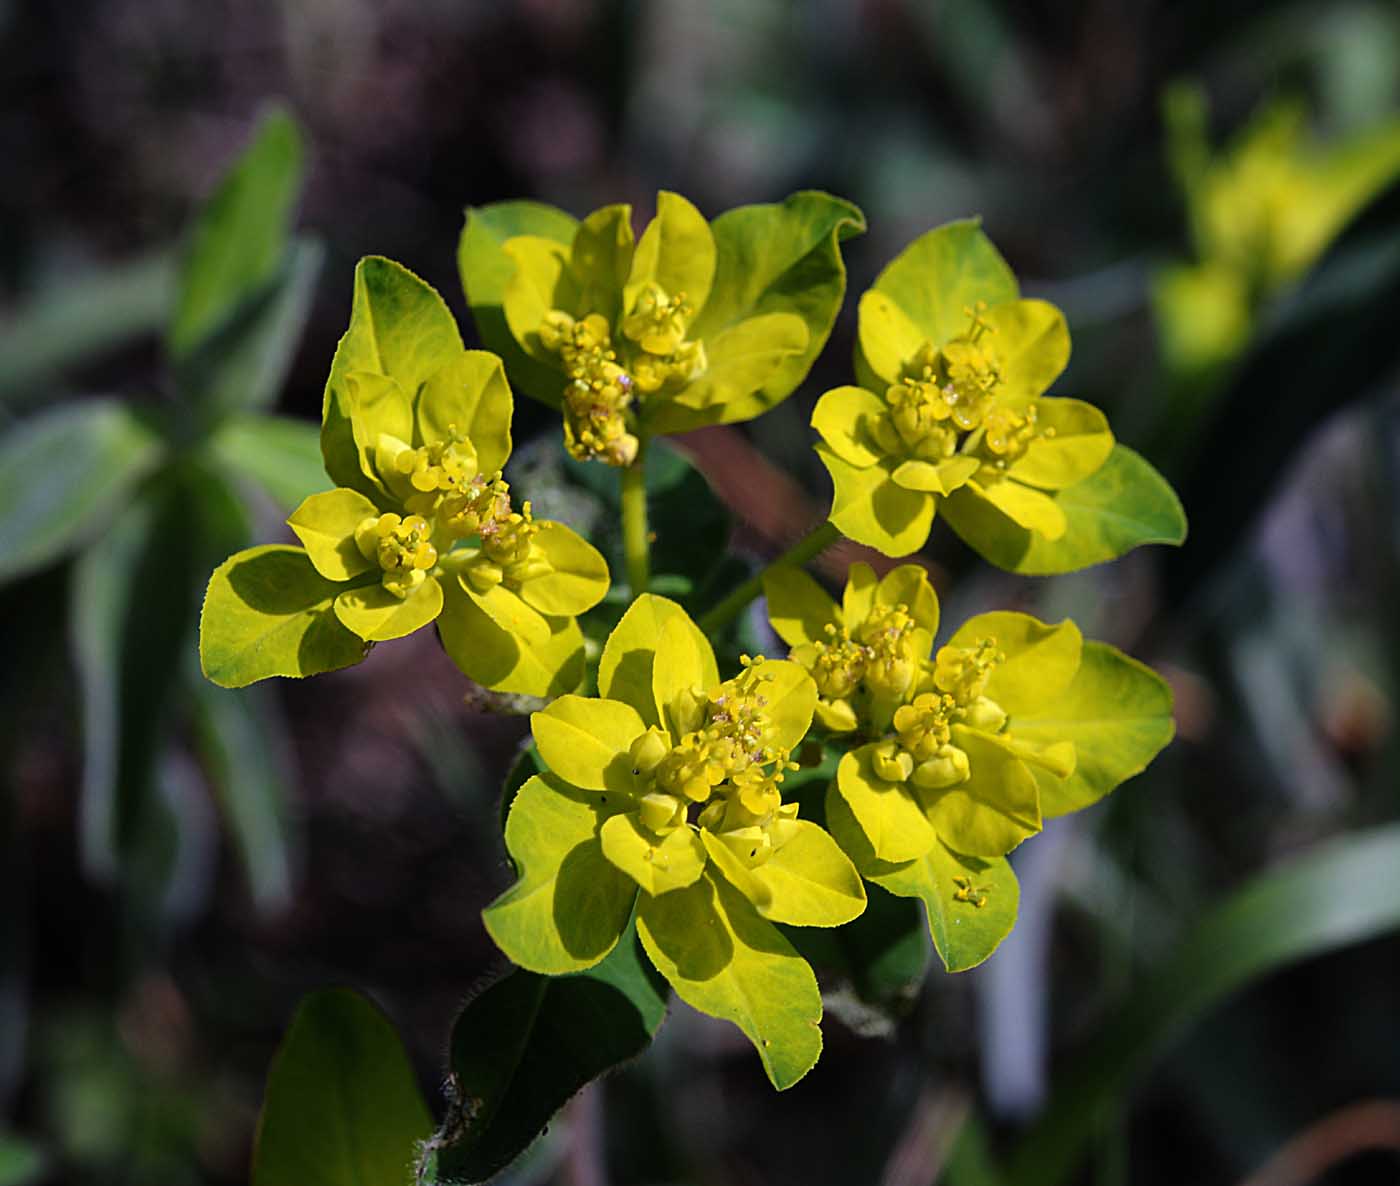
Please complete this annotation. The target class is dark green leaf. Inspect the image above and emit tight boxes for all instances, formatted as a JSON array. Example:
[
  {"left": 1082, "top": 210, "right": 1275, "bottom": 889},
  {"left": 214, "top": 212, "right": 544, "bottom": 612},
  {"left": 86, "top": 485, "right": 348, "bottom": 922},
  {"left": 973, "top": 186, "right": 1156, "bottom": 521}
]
[
  {"left": 431, "top": 925, "right": 666, "bottom": 1184},
  {"left": 1006, "top": 823, "right": 1400, "bottom": 1186},
  {"left": 0, "top": 1135, "right": 44, "bottom": 1186},
  {"left": 0, "top": 400, "right": 162, "bottom": 585},
  {"left": 253, "top": 988, "right": 433, "bottom": 1186},
  {"left": 168, "top": 107, "right": 305, "bottom": 361}
]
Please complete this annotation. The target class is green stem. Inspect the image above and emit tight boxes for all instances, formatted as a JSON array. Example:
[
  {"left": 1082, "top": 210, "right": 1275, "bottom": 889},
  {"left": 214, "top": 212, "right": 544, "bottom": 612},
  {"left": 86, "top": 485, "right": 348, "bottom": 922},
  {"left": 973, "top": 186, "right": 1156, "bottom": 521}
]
[
  {"left": 698, "top": 520, "right": 840, "bottom": 635},
  {"left": 621, "top": 440, "right": 651, "bottom": 595}
]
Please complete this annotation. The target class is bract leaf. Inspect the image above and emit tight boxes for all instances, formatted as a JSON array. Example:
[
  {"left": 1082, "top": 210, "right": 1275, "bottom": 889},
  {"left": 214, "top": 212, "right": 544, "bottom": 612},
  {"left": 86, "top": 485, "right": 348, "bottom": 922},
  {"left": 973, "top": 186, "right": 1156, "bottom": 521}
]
[
  {"left": 811, "top": 384, "right": 888, "bottom": 467},
  {"left": 626, "top": 190, "right": 716, "bottom": 315},
  {"left": 857, "top": 219, "right": 1017, "bottom": 390},
  {"left": 826, "top": 786, "right": 1019, "bottom": 973},
  {"left": 517, "top": 522, "right": 609, "bottom": 617},
  {"left": 749, "top": 658, "right": 818, "bottom": 753},
  {"left": 1011, "top": 641, "right": 1175, "bottom": 816},
  {"left": 599, "top": 593, "right": 718, "bottom": 726},
  {"left": 502, "top": 235, "right": 575, "bottom": 366},
  {"left": 947, "top": 611, "right": 1082, "bottom": 716},
  {"left": 1007, "top": 397, "right": 1113, "bottom": 490},
  {"left": 569, "top": 204, "right": 634, "bottom": 324},
  {"left": 637, "top": 869, "right": 823, "bottom": 1090},
  {"left": 461, "top": 576, "right": 550, "bottom": 646},
  {"left": 875, "top": 563, "right": 940, "bottom": 637},
  {"left": 251, "top": 989, "right": 432, "bottom": 1186},
  {"left": 437, "top": 576, "right": 585, "bottom": 697},
  {"left": 891, "top": 457, "right": 979, "bottom": 495},
  {"left": 483, "top": 774, "right": 637, "bottom": 974},
  {"left": 334, "top": 577, "right": 442, "bottom": 643},
  {"left": 941, "top": 444, "right": 1187, "bottom": 574},
  {"left": 763, "top": 566, "right": 838, "bottom": 648},
  {"left": 416, "top": 349, "right": 514, "bottom": 475},
  {"left": 817, "top": 444, "right": 934, "bottom": 558},
  {"left": 835, "top": 747, "right": 938, "bottom": 864},
  {"left": 600, "top": 815, "right": 707, "bottom": 895},
  {"left": 967, "top": 478, "right": 1067, "bottom": 539},
  {"left": 670, "top": 313, "right": 808, "bottom": 412},
  {"left": 199, "top": 545, "right": 366, "bottom": 687},
  {"left": 287, "top": 488, "right": 378, "bottom": 581},
  {"left": 924, "top": 726, "right": 1042, "bottom": 857},
  {"left": 531, "top": 695, "right": 645, "bottom": 794},
  {"left": 652, "top": 613, "right": 716, "bottom": 739},
  {"left": 321, "top": 256, "right": 464, "bottom": 497},
  {"left": 459, "top": 200, "right": 580, "bottom": 406},
  {"left": 855, "top": 290, "right": 928, "bottom": 387},
  {"left": 981, "top": 298, "right": 1070, "bottom": 408},
  {"left": 653, "top": 191, "right": 864, "bottom": 433},
  {"left": 750, "top": 820, "right": 866, "bottom": 927}
]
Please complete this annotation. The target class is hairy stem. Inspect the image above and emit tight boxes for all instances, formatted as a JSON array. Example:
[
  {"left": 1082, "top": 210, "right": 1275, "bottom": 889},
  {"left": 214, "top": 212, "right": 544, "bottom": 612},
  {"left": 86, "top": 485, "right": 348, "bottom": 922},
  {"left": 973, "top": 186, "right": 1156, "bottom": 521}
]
[{"left": 698, "top": 520, "right": 841, "bottom": 635}]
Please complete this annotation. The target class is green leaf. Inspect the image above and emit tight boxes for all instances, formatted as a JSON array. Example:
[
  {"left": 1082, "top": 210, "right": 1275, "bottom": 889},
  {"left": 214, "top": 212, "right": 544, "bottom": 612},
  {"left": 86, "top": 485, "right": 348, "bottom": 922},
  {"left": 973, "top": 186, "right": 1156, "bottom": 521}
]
[
  {"left": 856, "top": 218, "right": 1018, "bottom": 390},
  {"left": 483, "top": 774, "right": 637, "bottom": 974},
  {"left": 176, "top": 238, "right": 323, "bottom": 424},
  {"left": 703, "top": 821, "right": 866, "bottom": 927},
  {"left": 835, "top": 746, "right": 938, "bottom": 864},
  {"left": 1006, "top": 823, "right": 1400, "bottom": 1186},
  {"left": 826, "top": 784, "right": 1019, "bottom": 973},
  {"left": 189, "top": 679, "right": 296, "bottom": 912},
  {"left": 200, "top": 545, "right": 367, "bottom": 687},
  {"left": 334, "top": 577, "right": 443, "bottom": 643},
  {"left": 517, "top": 522, "right": 610, "bottom": 617},
  {"left": 432, "top": 925, "right": 666, "bottom": 1184},
  {"left": 0, "top": 400, "right": 162, "bottom": 585},
  {"left": 436, "top": 576, "right": 585, "bottom": 698},
  {"left": 637, "top": 868, "right": 823, "bottom": 1089},
  {"left": 817, "top": 444, "right": 934, "bottom": 559},
  {"left": 210, "top": 413, "right": 330, "bottom": 512},
  {"left": 940, "top": 444, "right": 1187, "bottom": 574},
  {"left": 459, "top": 200, "right": 580, "bottom": 407},
  {"left": 0, "top": 1135, "right": 44, "bottom": 1186},
  {"left": 763, "top": 565, "right": 838, "bottom": 648},
  {"left": 252, "top": 988, "right": 432, "bottom": 1186},
  {"left": 1010, "top": 641, "right": 1175, "bottom": 817},
  {"left": 652, "top": 191, "right": 865, "bottom": 433},
  {"left": 626, "top": 190, "right": 716, "bottom": 314},
  {"left": 168, "top": 106, "right": 304, "bottom": 361},
  {"left": 322, "top": 257, "right": 465, "bottom": 497}
]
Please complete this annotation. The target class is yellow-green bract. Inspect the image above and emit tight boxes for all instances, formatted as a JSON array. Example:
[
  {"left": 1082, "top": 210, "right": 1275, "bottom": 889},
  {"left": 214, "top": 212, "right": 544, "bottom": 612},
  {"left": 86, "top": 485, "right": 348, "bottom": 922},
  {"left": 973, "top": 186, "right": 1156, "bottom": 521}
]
[
  {"left": 459, "top": 190, "right": 865, "bottom": 464},
  {"left": 815, "top": 220, "right": 1185, "bottom": 572},
  {"left": 766, "top": 563, "right": 1176, "bottom": 971},
  {"left": 199, "top": 257, "right": 608, "bottom": 695},
  {"left": 483, "top": 594, "right": 866, "bottom": 1089}
]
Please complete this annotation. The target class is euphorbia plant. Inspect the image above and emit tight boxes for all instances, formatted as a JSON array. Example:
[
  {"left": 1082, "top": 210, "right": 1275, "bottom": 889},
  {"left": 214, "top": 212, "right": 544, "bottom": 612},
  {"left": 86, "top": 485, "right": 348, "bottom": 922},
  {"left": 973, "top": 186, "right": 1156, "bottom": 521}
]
[{"left": 203, "top": 193, "right": 1185, "bottom": 1182}]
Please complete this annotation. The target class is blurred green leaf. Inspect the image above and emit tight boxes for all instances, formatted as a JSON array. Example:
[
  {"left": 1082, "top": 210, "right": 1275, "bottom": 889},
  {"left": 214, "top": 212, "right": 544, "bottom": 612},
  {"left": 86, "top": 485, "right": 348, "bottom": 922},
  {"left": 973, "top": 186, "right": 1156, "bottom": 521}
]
[
  {"left": 0, "top": 251, "right": 174, "bottom": 407},
  {"left": 0, "top": 1135, "right": 44, "bottom": 1186},
  {"left": 940, "top": 445, "right": 1187, "bottom": 575},
  {"left": 253, "top": 989, "right": 432, "bottom": 1186},
  {"left": 190, "top": 679, "right": 296, "bottom": 912},
  {"left": 175, "top": 238, "right": 323, "bottom": 426},
  {"left": 0, "top": 400, "right": 162, "bottom": 585},
  {"left": 210, "top": 412, "right": 329, "bottom": 511},
  {"left": 1006, "top": 823, "right": 1400, "bottom": 1186},
  {"left": 168, "top": 107, "right": 305, "bottom": 361},
  {"left": 71, "top": 467, "right": 248, "bottom": 883},
  {"left": 432, "top": 925, "right": 666, "bottom": 1183}
]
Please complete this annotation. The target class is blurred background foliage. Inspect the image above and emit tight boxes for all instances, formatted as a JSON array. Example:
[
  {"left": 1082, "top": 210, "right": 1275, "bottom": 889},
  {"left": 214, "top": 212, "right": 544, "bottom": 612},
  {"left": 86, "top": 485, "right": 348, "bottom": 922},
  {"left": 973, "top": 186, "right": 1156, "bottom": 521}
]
[{"left": 3, "top": 0, "right": 1400, "bottom": 1183}]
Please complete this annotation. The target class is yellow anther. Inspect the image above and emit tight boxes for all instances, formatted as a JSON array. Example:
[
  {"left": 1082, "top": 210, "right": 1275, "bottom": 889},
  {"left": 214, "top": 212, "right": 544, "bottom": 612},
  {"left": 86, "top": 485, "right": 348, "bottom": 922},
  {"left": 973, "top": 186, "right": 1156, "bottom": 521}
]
[
  {"left": 621, "top": 283, "right": 693, "bottom": 356},
  {"left": 807, "top": 624, "right": 868, "bottom": 700},
  {"left": 855, "top": 603, "right": 921, "bottom": 700},
  {"left": 893, "top": 692, "right": 955, "bottom": 759},
  {"left": 981, "top": 403, "right": 1039, "bottom": 462},
  {"left": 933, "top": 637, "right": 1004, "bottom": 704},
  {"left": 952, "top": 875, "right": 990, "bottom": 908},
  {"left": 433, "top": 472, "right": 512, "bottom": 540},
  {"left": 479, "top": 500, "right": 539, "bottom": 572},
  {"left": 354, "top": 513, "right": 438, "bottom": 599}
]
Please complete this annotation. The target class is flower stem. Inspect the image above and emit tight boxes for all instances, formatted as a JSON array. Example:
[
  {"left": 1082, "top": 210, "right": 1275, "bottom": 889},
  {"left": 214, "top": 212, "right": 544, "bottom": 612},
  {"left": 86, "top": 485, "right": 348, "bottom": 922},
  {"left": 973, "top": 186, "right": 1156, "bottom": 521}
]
[
  {"left": 621, "top": 440, "right": 651, "bottom": 595},
  {"left": 698, "top": 520, "right": 840, "bottom": 635}
]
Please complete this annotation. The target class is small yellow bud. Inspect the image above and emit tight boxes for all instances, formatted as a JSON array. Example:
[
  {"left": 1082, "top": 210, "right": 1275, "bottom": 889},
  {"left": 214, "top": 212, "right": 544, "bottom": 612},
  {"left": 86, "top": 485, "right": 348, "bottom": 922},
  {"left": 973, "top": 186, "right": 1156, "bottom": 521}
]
[
  {"left": 911, "top": 744, "right": 970, "bottom": 790},
  {"left": 629, "top": 727, "right": 671, "bottom": 775},
  {"left": 872, "top": 742, "right": 914, "bottom": 783}
]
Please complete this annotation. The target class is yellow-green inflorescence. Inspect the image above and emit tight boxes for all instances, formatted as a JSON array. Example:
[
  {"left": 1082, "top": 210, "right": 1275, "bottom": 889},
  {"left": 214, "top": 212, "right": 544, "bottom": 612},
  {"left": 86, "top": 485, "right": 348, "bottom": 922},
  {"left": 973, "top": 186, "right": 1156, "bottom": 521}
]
[
  {"left": 813, "top": 220, "right": 1116, "bottom": 559},
  {"left": 465, "top": 190, "right": 866, "bottom": 464},
  {"left": 483, "top": 594, "right": 866, "bottom": 1090},
  {"left": 765, "top": 559, "right": 1175, "bottom": 873}
]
